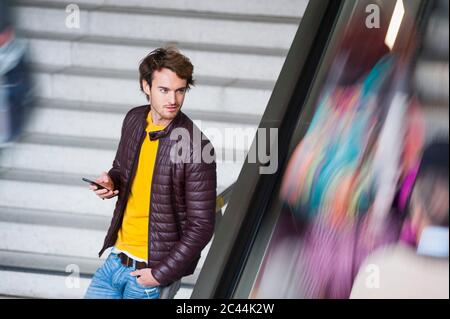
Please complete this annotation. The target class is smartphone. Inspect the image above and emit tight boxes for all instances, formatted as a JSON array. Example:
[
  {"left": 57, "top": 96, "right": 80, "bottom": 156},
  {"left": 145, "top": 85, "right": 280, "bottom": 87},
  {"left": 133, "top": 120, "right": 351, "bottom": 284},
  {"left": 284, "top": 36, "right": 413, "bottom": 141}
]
[{"left": 82, "top": 178, "right": 110, "bottom": 191}]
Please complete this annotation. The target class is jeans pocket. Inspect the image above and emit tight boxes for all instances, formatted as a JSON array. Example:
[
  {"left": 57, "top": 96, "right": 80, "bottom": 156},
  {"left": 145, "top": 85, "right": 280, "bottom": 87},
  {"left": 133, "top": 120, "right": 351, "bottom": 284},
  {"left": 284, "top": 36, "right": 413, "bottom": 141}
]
[
  {"left": 134, "top": 276, "right": 158, "bottom": 289},
  {"left": 142, "top": 286, "right": 160, "bottom": 299},
  {"left": 124, "top": 277, "right": 160, "bottom": 299}
]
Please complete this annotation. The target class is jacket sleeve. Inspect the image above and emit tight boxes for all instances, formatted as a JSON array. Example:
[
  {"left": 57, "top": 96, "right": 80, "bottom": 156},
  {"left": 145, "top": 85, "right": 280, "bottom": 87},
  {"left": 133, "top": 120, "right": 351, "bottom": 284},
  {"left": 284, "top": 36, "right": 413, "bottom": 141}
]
[
  {"left": 108, "top": 112, "right": 129, "bottom": 191},
  {"left": 152, "top": 138, "right": 217, "bottom": 285}
]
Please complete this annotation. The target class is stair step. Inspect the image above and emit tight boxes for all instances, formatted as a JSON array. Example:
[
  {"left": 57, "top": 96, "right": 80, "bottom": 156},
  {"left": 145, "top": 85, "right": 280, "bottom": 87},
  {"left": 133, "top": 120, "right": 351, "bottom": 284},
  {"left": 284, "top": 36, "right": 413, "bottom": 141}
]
[
  {"left": 14, "top": 5, "right": 299, "bottom": 50},
  {"left": 32, "top": 70, "right": 271, "bottom": 116},
  {"left": 0, "top": 249, "right": 103, "bottom": 276},
  {"left": 0, "top": 247, "right": 205, "bottom": 287},
  {"left": 0, "top": 168, "right": 127, "bottom": 216},
  {"left": 0, "top": 206, "right": 109, "bottom": 231},
  {"left": 0, "top": 233, "right": 209, "bottom": 298},
  {"left": 31, "top": 63, "right": 275, "bottom": 91},
  {"left": 0, "top": 269, "right": 194, "bottom": 298},
  {"left": 34, "top": 98, "right": 262, "bottom": 125},
  {"left": 0, "top": 221, "right": 212, "bottom": 268},
  {"left": 14, "top": 0, "right": 307, "bottom": 19},
  {"left": 26, "top": 37, "right": 286, "bottom": 82},
  {"left": 24, "top": 105, "right": 258, "bottom": 153},
  {"left": 0, "top": 269, "right": 91, "bottom": 299},
  {"left": 0, "top": 134, "right": 245, "bottom": 187},
  {"left": 0, "top": 222, "right": 105, "bottom": 258},
  {"left": 0, "top": 168, "right": 227, "bottom": 216},
  {"left": 18, "top": 29, "right": 290, "bottom": 57},
  {"left": 25, "top": 100, "right": 257, "bottom": 146},
  {"left": 18, "top": 131, "right": 119, "bottom": 150}
]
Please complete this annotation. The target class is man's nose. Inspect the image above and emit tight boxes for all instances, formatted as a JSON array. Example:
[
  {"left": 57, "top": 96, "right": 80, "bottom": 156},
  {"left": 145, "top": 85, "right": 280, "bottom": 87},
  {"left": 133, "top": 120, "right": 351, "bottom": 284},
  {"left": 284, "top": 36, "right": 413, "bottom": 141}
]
[{"left": 168, "top": 92, "right": 176, "bottom": 104}]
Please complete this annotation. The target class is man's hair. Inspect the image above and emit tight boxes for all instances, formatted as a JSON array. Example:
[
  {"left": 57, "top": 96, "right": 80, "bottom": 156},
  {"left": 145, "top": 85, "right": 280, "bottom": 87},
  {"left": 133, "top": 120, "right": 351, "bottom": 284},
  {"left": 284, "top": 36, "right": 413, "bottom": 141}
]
[
  {"left": 409, "top": 140, "right": 449, "bottom": 227},
  {"left": 139, "top": 47, "right": 195, "bottom": 101}
]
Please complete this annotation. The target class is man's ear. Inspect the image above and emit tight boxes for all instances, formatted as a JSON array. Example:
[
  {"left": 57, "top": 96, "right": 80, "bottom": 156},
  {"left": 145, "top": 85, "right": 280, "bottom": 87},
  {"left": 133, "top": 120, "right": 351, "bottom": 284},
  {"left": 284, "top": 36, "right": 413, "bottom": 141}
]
[{"left": 142, "top": 80, "right": 151, "bottom": 96}]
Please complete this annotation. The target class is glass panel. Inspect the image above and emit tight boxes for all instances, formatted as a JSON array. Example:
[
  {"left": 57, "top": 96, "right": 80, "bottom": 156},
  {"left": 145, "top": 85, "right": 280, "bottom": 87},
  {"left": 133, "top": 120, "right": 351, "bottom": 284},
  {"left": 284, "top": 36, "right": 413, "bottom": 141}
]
[{"left": 250, "top": 0, "right": 448, "bottom": 299}]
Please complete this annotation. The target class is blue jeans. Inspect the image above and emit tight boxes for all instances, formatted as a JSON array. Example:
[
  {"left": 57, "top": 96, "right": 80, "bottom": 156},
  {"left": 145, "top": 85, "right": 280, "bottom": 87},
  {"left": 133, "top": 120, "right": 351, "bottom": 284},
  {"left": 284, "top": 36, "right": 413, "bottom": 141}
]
[{"left": 84, "top": 252, "right": 161, "bottom": 299}]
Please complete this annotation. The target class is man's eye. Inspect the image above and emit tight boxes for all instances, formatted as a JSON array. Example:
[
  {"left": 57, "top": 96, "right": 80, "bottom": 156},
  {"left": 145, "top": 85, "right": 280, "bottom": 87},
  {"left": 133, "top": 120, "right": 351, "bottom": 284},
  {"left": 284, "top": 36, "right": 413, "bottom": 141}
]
[{"left": 160, "top": 88, "right": 168, "bottom": 93}]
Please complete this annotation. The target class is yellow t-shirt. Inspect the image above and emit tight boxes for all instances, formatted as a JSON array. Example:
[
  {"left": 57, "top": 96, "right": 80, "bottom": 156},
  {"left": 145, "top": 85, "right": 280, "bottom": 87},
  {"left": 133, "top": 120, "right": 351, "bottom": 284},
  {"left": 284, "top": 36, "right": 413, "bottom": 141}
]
[{"left": 114, "top": 113, "right": 165, "bottom": 261}]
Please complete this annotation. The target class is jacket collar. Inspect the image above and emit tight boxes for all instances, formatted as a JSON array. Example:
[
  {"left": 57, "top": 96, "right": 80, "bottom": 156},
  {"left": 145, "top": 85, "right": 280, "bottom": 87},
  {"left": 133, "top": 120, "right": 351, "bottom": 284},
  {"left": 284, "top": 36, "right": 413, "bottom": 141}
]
[{"left": 143, "top": 104, "right": 183, "bottom": 141}]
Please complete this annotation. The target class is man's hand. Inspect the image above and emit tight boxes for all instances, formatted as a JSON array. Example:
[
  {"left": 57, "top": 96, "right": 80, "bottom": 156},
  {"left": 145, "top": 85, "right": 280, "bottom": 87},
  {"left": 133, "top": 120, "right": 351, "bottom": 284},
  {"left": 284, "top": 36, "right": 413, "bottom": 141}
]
[
  {"left": 130, "top": 268, "right": 160, "bottom": 287},
  {"left": 89, "top": 171, "right": 119, "bottom": 200}
]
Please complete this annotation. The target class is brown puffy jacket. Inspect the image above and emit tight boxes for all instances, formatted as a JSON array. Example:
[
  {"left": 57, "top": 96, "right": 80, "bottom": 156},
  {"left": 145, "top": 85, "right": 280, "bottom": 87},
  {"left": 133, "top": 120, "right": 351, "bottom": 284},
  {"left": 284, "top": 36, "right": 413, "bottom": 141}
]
[{"left": 98, "top": 105, "right": 217, "bottom": 285}]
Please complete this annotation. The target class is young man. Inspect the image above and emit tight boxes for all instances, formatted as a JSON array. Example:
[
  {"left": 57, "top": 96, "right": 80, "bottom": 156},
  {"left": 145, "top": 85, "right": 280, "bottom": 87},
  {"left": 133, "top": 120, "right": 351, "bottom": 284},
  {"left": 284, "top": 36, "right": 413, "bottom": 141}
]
[
  {"left": 85, "top": 47, "right": 217, "bottom": 299},
  {"left": 350, "top": 140, "right": 449, "bottom": 299}
]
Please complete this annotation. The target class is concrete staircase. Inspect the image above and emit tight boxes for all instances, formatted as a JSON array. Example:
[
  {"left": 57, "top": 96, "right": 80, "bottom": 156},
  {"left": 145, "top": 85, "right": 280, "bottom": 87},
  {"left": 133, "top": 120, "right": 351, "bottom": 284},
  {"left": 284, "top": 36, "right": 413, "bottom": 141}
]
[{"left": 0, "top": 0, "right": 307, "bottom": 298}]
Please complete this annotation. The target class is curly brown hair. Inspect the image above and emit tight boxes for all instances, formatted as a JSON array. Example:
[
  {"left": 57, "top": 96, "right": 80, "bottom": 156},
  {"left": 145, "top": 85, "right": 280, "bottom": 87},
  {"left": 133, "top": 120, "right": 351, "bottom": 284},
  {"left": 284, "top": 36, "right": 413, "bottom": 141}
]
[{"left": 139, "top": 47, "right": 195, "bottom": 101}]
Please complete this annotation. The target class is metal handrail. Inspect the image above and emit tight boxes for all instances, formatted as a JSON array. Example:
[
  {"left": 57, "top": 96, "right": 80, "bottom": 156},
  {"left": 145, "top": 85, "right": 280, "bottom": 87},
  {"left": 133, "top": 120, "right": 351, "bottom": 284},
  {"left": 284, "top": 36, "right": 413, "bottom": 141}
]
[{"left": 215, "top": 182, "right": 235, "bottom": 214}]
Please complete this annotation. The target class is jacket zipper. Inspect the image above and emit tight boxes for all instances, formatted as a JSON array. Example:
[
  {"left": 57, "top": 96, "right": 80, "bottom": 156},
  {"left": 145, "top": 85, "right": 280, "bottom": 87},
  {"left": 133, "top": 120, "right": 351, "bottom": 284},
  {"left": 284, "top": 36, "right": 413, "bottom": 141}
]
[{"left": 147, "top": 136, "right": 164, "bottom": 265}]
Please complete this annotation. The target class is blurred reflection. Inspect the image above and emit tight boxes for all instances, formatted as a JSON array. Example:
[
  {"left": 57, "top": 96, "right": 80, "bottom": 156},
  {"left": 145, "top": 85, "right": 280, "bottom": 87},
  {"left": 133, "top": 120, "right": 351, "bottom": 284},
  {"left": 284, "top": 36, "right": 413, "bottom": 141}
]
[
  {"left": 0, "top": 0, "right": 33, "bottom": 146},
  {"left": 250, "top": 0, "right": 446, "bottom": 299},
  {"left": 351, "top": 140, "right": 449, "bottom": 298}
]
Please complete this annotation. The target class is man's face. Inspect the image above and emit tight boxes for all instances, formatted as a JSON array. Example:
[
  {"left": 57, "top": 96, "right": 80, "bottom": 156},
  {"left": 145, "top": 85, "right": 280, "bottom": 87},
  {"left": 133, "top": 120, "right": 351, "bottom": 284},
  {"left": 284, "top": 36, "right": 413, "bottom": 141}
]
[{"left": 142, "top": 68, "right": 188, "bottom": 125}]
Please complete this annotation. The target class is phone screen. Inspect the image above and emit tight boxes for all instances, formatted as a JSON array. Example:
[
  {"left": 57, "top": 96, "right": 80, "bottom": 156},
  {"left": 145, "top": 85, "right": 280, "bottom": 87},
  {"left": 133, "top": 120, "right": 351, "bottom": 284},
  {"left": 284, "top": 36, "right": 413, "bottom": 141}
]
[{"left": 82, "top": 178, "right": 108, "bottom": 190}]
